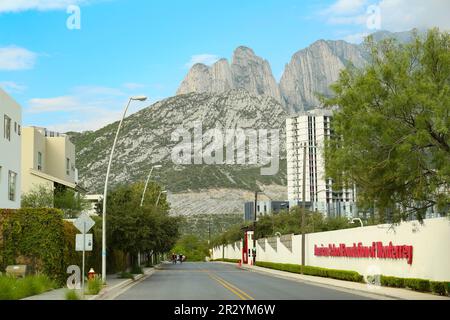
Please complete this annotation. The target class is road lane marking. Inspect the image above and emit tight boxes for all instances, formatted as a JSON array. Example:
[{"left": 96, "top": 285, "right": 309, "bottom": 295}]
[
  {"left": 208, "top": 274, "right": 247, "bottom": 300},
  {"left": 205, "top": 271, "right": 255, "bottom": 300},
  {"left": 212, "top": 275, "right": 255, "bottom": 301}
]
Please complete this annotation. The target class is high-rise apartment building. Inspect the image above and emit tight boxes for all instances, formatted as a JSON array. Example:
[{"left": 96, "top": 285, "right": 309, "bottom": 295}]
[{"left": 286, "top": 108, "right": 357, "bottom": 218}]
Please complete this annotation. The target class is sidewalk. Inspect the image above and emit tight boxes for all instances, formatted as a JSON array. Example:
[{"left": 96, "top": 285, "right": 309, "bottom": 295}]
[
  {"left": 216, "top": 262, "right": 450, "bottom": 300},
  {"left": 23, "top": 266, "right": 156, "bottom": 300}
]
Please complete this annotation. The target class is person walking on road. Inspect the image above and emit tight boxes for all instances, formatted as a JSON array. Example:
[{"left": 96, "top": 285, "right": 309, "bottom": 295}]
[{"left": 172, "top": 253, "right": 177, "bottom": 264}]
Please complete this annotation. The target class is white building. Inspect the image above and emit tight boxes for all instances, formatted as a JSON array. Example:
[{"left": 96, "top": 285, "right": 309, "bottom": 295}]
[
  {"left": 0, "top": 88, "right": 22, "bottom": 209},
  {"left": 85, "top": 194, "right": 102, "bottom": 216},
  {"left": 286, "top": 108, "right": 357, "bottom": 218}
]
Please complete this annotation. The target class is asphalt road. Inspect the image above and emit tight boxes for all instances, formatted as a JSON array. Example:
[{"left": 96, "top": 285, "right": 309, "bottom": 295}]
[{"left": 115, "top": 262, "right": 379, "bottom": 300}]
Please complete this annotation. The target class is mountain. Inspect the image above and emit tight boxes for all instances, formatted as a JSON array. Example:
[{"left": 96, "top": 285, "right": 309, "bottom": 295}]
[
  {"left": 177, "top": 30, "right": 417, "bottom": 112},
  {"left": 73, "top": 30, "right": 417, "bottom": 216},
  {"left": 177, "top": 46, "right": 281, "bottom": 102},
  {"left": 71, "top": 90, "right": 288, "bottom": 216},
  {"left": 178, "top": 42, "right": 365, "bottom": 113},
  {"left": 279, "top": 40, "right": 366, "bottom": 112}
]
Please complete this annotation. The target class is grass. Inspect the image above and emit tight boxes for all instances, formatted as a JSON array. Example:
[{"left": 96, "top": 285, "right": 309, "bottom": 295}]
[
  {"left": 118, "top": 271, "right": 135, "bottom": 280},
  {"left": 130, "top": 266, "right": 144, "bottom": 275},
  {"left": 65, "top": 290, "right": 81, "bottom": 300},
  {"left": 86, "top": 277, "right": 103, "bottom": 295},
  {"left": 0, "top": 275, "right": 56, "bottom": 300}
]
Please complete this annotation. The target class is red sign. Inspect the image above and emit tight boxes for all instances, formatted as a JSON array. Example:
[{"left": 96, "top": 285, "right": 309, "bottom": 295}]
[{"left": 314, "top": 242, "right": 413, "bottom": 265}]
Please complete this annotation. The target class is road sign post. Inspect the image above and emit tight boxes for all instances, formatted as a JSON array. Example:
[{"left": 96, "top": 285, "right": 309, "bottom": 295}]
[{"left": 73, "top": 213, "right": 95, "bottom": 299}]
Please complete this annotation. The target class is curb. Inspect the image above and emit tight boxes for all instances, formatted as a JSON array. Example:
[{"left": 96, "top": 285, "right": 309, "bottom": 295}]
[
  {"left": 94, "top": 265, "right": 160, "bottom": 300},
  {"left": 212, "top": 261, "right": 449, "bottom": 300}
]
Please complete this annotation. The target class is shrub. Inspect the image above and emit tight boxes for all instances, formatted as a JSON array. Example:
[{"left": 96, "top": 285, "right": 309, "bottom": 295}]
[
  {"left": 86, "top": 277, "right": 103, "bottom": 295},
  {"left": 0, "top": 208, "right": 71, "bottom": 284},
  {"left": 130, "top": 265, "right": 144, "bottom": 275},
  {"left": 0, "top": 275, "right": 55, "bottom": 300},
  {"left": 65, "top": 290, "right": 81, "bottom": 300},
  {"left": 380, "top": 275, "right": 405, "bottom": 288},
  {"left": 118, "top": 272, "right": 134, "bottom": 280},
  {"left": 404, "top": 278, "right": 431, "bottom": 292},
  {"left": 212, "top": 259, "right": 240, "bottom": 263},
  {"left": 430, "top": 281, "right": 447, "bottom": 296},
  {"left": 255, "top": 262, "right": 364, "bottom": 283}
]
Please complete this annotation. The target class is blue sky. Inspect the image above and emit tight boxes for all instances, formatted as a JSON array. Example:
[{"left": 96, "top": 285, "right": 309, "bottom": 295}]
[{"left": 1, "top": 0, "right": 448, "bottom": 132}]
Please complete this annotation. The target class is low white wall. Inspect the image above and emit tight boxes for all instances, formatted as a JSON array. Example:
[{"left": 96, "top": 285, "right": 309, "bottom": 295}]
[
  {"left": 212, "top": 218, "right": 450, "bottom": 281},
  {"left": 213, "top": 241, "right": 241, "bottom": 261}
]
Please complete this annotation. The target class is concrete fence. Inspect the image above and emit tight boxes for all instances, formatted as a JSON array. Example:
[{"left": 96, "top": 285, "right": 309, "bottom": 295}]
[{"left": 212, "top": 217, "right": 450, "bottom": 281}]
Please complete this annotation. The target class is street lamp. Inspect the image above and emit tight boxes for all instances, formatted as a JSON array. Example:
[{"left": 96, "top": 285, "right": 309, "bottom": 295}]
[
  {"left": 138, "top": 164, "right": 162, "bottom": 267},
  {"left": 156, "top": 190, "right": 167, "bottom": 207},
  {"left": 101, "top": 96, "right": 147, "bottom": 284},
  {"left": 140, "top": 165, "right": 162, "bottom": 207},
  {"left": 350, "top": 218, "right": 364, "bottom": 227}
]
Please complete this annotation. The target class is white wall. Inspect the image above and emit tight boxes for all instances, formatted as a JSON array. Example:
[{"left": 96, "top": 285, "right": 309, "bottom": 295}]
[
  {"left": 213, "top": 218, "right": 450, "bottom": 281},
  {"left": 0, "top": 89, "right": 22, "bottom": 209}
]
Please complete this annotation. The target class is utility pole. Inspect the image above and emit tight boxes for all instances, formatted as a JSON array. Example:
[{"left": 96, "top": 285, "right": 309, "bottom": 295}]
[
  {"left": 208, "top": 215, "right": 211, "bottom": 246},
  {"left": 301, "top": 142, "right": 307, "bottom": 274},
  {"left": 253, "top": 191, "right": 258, "bottom": 265}
]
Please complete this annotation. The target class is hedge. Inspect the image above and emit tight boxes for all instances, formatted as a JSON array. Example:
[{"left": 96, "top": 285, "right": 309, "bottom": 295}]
[
  {"left": 0, "top": 208, "right": 78, "bottom": 284},
  {"left": 255, "top": 261, "right": 364, "bottom": 283},
  {"left": 430, "top": 281, "right": 449, "bottom": 296},
  {"left": 212, "top": 258, "right": 241, "bottom": 263},
  {"left": 255, "top": 262, "right": 449, "bottom": 296}
]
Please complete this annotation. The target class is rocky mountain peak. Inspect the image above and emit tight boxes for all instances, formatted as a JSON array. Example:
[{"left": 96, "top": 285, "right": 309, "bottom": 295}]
[
  {"left": 177, "top": 46, "right": 282, "bottom": 103},
  {"left": 233, "top": 46, "right": 256, "bottom": 59}
]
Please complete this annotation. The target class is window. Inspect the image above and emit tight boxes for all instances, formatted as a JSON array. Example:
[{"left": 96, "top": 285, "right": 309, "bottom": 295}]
[
  {"left": 14, "top": 122, "right": 17, "bottom": 133},
  {"left": 38, "top": 152, "right": 42, "bottom": 171},
  {"left": 4, "top": 115, "right": 11, "bottom": 141},
  {"left": 8, "top": 171, "right": 17, "bottom": 202},
  {"left": 66, "top": 158, "right": 70, "bottom": 175},
  {"left": 18, "top": 124, "right": 21, "bottom": 136}
]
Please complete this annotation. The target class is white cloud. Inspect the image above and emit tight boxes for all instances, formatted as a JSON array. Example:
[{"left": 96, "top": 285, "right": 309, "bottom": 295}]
[
  {"left": 123, "top": 82, "right": 146, "bottom": 90},
  {"left": 377, "top": 0, "right": 450, "bottom": 32},
  {"left": 28, "top": 96, "right": 81, "bottom": 113},
  {"left": 0, "top": 46, "right": 37, "bottom": 70},
  {"left": 0, "top": 81, "right": 27, "bottom": 94},
  {"left": 185, "top": 54, "right": 220, "bottom": 69},
  {"left": 322, "top": 0, "right": 450, "bottom": 31},
  {"left": 0, "top": 0, "right": 88, "bottom": 13},
  {"left": 344, "top": 32, "right": 370, "bottom": 44},
  {"left": 25, "top": 85, "right": 156, "bottom": 132},
  {"left": 323, "top": 0, "right": 368, "bottom": 15}
]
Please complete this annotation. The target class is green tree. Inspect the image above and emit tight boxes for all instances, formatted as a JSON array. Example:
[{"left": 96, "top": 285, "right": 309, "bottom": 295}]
[
  {"left": 21, "top": 185, "right": 54, "bottom": 208},
  {"left": 21, "top": 185, "right": 88, "bottom": 219},
  {"left": 54, "top": 187, "right": 89, "bottom": 218},
  {"left": 323, "top": 29, "right": 450, "bottom": 222},
  {"left": 106, "top": 182, "right": 180, "bottom": 270},
  {"left": 171, "top": 235, "right": 209, "bottom": 262}
]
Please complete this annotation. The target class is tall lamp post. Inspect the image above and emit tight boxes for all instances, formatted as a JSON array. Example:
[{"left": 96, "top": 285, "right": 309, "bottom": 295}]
[
  {"left": 138, "top": 164, "right": 162, "bottom": 267},
  {"left": 140, "top": 165, "right": 162, "bottom": 207},
  {"left": 350, "top": 218, "right": 364, "bottom": 228},
  {"left": 101, "top": 96, "right": 147, "bottom": 284},
  {"left": 156, "top": 190, "right": 167, "bottom": 207}
]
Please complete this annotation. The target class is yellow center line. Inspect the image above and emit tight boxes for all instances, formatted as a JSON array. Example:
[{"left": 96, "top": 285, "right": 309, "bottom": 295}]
[
  {"left": 208, "top": 274, "right": 247, "bottom": 300},
  {"left": 203, "top": 269, "right": 255, "bottom": 301}
]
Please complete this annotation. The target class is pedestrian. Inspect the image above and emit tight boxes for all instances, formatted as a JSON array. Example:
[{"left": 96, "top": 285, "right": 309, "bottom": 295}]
[
  {"left": 172, "top": 252, "right": 177, "bottom": 264},
  {"left": 178, "top": 254, "right": 183, "bottom": 264}
]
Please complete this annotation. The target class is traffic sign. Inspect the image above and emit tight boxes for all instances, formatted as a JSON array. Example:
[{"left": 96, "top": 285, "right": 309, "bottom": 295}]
[
  {"left": 76, "top": 234, "right": 93, "bottom": 251},
  {"left": 73, "top": 212, "right": 95, "bottom": 234}
]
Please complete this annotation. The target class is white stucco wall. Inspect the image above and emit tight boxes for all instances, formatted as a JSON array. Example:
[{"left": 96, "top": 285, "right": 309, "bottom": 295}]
[
  {"left": 213, "top": 218, "right": 450, "bottom": 281},
  {"left": 0, "top": 89, "right": 22, "bottom": 209}
]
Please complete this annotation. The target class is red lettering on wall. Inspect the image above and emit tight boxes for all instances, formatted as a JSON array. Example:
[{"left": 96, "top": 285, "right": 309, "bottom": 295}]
[{"left": 314, "top": 241, "right": 414, "bottom": 265}]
